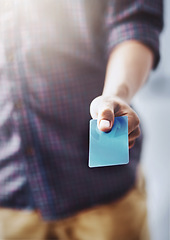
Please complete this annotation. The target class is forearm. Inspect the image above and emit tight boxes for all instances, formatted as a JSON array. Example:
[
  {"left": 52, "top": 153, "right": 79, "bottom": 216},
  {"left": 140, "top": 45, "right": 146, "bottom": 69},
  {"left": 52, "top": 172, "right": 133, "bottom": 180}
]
[{"left": 103, "top": 40, "right": 154, "bottom": 103}]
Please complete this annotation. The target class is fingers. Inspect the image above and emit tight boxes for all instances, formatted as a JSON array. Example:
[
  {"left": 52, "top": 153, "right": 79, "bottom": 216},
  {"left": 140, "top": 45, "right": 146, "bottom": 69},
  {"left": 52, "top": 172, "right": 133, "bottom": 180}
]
[
  {"left": 127, "top": 113, "right": 140, "bottom": 149},
  {"left": 128, "top": 126, "right": 141, "bottom": 141},
  {"left": 98, "top": 107, "right": 114, "bottom": 132},
  {"left": 90, "top": 96, "right": 141, "bottom": 148},
  {"left": 99, "top": 119, "right": 111, "bottom": 131},
  {"left": 129, "top": 140, "right": 135, "bottom": 149},
  {"left": 90, "top": 97, "right": 114, "bottom": 132},
  {"left": 127, "top": 111, "right": 140, "bottom": 135},
  {"left": 128, "top": 126, "right": 140, "bottom": 149}
]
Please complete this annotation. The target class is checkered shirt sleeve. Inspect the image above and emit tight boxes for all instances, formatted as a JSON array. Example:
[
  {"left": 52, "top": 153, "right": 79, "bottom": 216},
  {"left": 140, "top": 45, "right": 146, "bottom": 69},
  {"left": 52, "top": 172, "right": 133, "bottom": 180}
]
[{"left": 105, "top": 0, "right": 163, "bottom": 69}]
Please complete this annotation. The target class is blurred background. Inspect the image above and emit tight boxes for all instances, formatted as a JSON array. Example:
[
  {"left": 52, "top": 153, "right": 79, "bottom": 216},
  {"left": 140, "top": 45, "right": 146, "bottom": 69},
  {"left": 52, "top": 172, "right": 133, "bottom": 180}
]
[{"left": 133, "top": 0, "right": 170, "bottom": 239}]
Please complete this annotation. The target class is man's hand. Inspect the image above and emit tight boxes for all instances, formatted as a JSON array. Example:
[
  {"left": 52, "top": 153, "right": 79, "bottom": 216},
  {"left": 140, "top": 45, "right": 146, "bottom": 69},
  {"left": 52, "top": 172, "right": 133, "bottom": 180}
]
[
  {"left": 90, "top": 41, "right": 153, "bottom": 148},
  {"left": 90, "top": 95, "right": 140, "bottom": 149},
  {"left": 89, "top": 41, "right": 153, "bottom": 149}
]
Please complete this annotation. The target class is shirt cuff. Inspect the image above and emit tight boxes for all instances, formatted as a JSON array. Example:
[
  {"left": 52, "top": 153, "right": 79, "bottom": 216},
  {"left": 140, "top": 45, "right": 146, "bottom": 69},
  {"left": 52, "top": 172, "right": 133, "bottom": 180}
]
[{"left": 106, "top": 22, "right": 160, "bottom": 69}]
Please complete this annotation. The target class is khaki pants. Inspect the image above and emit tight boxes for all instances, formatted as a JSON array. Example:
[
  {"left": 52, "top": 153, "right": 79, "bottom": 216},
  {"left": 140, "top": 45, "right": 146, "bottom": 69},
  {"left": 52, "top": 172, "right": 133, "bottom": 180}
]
[{"left": 0, "top": 171, "right": 150, "bottom": 240}]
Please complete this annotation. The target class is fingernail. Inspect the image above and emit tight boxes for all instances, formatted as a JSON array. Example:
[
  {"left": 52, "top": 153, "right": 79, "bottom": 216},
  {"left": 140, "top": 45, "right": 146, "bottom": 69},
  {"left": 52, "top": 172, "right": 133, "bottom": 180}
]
[{"left": 99, "top": 120, "right": 111, "bottom": 129}]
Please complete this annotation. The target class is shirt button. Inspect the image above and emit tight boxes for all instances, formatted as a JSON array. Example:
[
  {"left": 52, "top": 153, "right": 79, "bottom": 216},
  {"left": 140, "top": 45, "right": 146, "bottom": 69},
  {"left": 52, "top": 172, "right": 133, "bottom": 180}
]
[
  {"left": 14, "top": 100, "right": 23, "bottom": 110},
  {"left": 7, "top": 53, "right": 14, "bottom": 63},
  {"left": 25, "top": 147, "right": 35, "bottom": 157}
]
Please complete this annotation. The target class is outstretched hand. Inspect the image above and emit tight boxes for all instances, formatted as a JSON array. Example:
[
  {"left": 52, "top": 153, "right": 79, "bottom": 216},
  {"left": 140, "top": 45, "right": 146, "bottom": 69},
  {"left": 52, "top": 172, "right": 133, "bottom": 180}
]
[{"left": 90, "top": 96, "right": 141, "bottom": 149}]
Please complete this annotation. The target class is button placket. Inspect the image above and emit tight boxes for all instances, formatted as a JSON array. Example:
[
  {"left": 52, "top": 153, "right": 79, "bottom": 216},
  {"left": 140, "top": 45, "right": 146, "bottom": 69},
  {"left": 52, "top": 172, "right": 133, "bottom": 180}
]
[
  {"left": 14, "top": 100, "right": 23, "bottom": 110},
  {"left": 25, "top": 146, "right": 35, "bottom": 157}
]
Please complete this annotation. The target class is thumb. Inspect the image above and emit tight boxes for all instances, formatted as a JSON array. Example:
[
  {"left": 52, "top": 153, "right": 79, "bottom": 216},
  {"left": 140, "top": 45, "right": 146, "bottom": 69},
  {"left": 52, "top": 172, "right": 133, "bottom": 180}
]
[{"left": 97, "top": 101, "right": 114, "bottom": 132}]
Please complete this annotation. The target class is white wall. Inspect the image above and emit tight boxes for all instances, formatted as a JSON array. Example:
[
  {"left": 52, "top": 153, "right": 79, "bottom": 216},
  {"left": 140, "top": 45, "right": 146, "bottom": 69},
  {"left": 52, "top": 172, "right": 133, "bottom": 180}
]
[{"left": 133, "top": 0, "right": 170, "bottom": 239}]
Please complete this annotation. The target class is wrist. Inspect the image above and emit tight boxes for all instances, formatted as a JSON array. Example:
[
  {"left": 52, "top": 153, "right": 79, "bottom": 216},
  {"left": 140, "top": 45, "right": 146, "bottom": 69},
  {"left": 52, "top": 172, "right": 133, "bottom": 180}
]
[{"left": 102, "top": 82, "right": 131, "bottom": 104}]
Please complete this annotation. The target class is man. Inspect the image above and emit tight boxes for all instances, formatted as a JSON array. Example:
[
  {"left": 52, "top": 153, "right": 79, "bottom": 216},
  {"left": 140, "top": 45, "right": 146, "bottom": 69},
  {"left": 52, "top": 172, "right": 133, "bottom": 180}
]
[{"left": 0, "top": 0, "right": 163, "bottom": 239}]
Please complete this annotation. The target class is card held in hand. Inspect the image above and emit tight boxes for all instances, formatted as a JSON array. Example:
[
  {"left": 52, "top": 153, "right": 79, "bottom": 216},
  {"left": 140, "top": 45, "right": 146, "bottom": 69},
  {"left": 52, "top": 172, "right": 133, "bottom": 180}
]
[{"left": 89, "top": 116, "right": 129, "bottom": 168}]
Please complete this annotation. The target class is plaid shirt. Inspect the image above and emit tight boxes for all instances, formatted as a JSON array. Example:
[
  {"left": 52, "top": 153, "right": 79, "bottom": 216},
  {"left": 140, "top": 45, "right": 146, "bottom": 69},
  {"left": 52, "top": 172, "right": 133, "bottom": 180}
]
[{"left": 0, "top": 0, "right": 163, "bottom": 220}]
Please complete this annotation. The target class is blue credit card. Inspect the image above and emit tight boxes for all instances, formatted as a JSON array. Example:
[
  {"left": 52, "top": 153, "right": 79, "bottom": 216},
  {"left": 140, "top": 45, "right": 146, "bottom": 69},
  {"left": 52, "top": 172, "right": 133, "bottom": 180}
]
[{"left": 89, "top": 116, "right": 129, "bottom": 168}]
